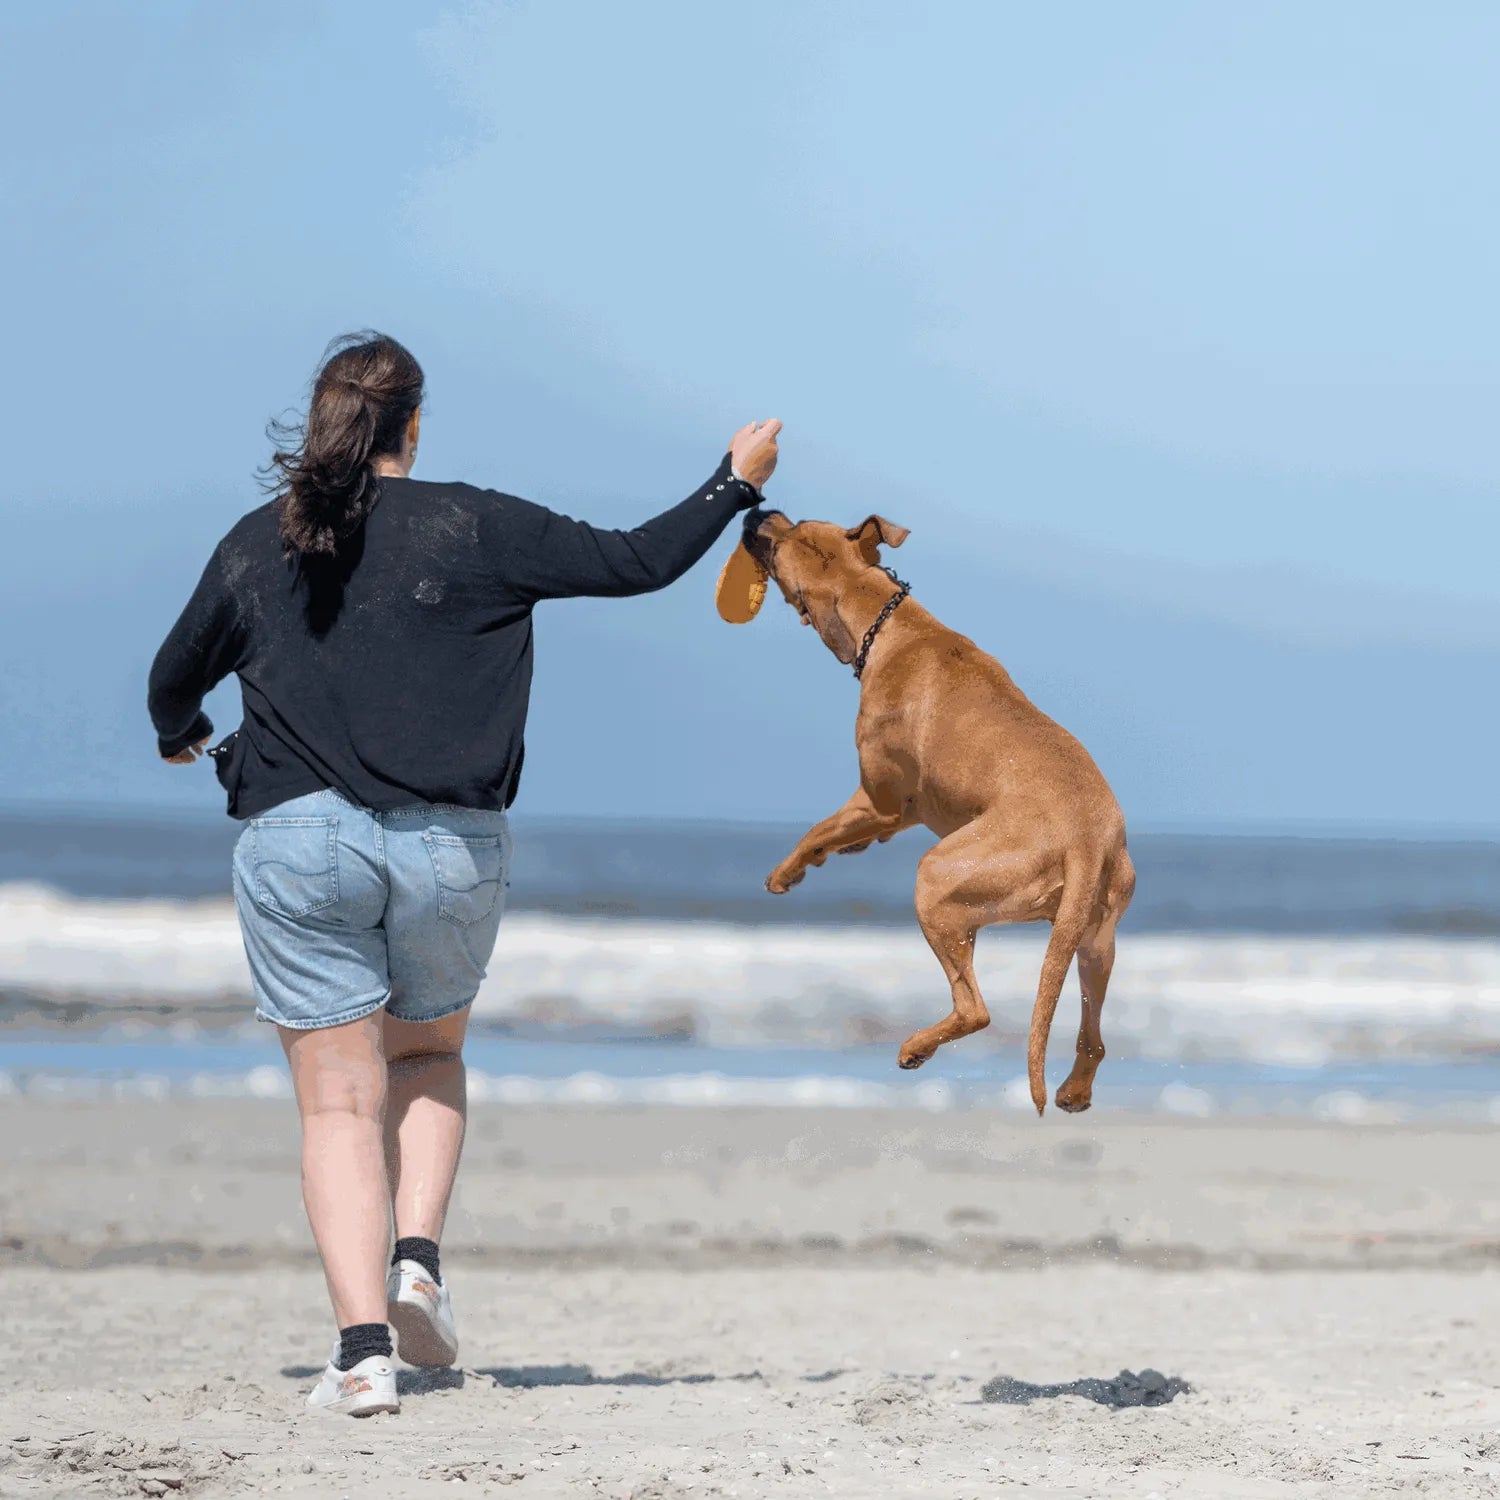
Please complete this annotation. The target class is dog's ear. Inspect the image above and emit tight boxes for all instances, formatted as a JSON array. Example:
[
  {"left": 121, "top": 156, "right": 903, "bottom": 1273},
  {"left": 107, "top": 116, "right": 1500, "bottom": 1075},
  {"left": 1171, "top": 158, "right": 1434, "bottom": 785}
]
[
  {"left": 820, "top": 605, "right": 859, "bottom": 664},
  {"left": 846, "top": 515, "right": 910, "bottom": 564},
  {"left": 714, "top": 542, "right": 769, "bottom": 624}
]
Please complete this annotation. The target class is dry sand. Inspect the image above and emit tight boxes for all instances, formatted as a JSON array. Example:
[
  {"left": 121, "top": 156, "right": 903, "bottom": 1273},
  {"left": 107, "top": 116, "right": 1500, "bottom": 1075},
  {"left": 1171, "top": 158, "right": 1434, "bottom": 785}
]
[{"left": 2, "top": 1100, "right": 1499, "bottom": 1497}]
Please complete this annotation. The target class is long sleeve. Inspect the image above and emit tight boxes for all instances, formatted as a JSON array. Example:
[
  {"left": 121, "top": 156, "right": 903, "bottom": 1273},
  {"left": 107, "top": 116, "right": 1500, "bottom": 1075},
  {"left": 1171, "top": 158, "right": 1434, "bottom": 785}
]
[
  {"left": 147, "top": 545, "right": 244, "bottom": 758},
  {"left": 493, "top": 453, "right": 760, "bottom": 604}
]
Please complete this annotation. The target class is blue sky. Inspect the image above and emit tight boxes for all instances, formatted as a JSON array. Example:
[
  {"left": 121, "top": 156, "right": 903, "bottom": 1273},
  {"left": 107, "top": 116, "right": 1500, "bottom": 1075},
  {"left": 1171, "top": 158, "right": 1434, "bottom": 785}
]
[{"left": 2, "top": 1, "right": 1496, "bottom": 832}]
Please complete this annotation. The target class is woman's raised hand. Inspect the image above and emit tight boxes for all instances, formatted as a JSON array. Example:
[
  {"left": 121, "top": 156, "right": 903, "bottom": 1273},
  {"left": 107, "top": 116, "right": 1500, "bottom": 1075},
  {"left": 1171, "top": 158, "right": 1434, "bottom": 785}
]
[{"left": 729, "top": 419, "right": 782, "bottom": 491}]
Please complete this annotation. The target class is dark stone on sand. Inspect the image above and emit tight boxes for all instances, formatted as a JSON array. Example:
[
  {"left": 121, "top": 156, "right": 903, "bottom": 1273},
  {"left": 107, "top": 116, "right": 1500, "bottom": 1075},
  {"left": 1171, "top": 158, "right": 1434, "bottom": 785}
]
[{"left": 981, "top": 1368, "right": 1192, "bottom": 1408}]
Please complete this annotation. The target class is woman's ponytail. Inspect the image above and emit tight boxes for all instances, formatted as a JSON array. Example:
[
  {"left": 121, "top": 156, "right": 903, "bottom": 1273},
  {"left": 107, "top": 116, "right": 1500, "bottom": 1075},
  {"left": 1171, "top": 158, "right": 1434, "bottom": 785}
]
[{"left": 263, "top": 332, "right": 425, "bottom": 557}]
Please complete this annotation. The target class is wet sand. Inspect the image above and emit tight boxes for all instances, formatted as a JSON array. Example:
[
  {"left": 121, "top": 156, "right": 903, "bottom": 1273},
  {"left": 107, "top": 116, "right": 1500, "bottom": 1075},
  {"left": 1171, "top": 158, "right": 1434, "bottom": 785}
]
[{"left": 2, "top": 1101, "right": 1498, "bottom": 1496}]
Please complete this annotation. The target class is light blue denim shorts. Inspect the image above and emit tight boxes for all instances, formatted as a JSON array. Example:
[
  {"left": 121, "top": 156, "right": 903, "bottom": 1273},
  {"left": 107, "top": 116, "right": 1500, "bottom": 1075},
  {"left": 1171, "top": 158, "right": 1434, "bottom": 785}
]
[{"left": 231, "top": 789, "right": 512, "bottom": 1031}]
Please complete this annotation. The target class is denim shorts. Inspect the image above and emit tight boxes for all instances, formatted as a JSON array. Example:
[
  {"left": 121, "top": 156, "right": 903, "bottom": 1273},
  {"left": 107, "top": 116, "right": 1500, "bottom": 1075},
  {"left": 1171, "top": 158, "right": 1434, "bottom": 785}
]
[{"left": 231, "top": 790, "right": 512, "bottom": 1031}]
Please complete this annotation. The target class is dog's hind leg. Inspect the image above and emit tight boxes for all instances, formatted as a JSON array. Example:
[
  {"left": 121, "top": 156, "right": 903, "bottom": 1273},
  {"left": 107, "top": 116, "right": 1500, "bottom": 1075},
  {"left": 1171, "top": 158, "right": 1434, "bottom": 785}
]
[
  {"left": 1055, "top": 852, "right": 1134, "bottom": 1114},
  {"left": 896, "top": 825, "right": 1017, "bottom": 1070},
  {"left": 899, "top": 911, "right": 986, "bottom": 1070},
  {"left": 1052, "top": 926, "right": 1114, "bottom": 1114},
  {"left": 766, "top": 788, "right": 914, "bottom": 894}
]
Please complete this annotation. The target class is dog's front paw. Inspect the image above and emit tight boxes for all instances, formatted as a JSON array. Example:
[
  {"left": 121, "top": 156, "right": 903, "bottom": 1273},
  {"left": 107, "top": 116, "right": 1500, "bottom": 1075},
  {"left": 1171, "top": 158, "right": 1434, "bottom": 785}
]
[
  {"left": 765, "top": 864, "right": 805, "bottom": 895},
  {"left": 897, "top": 1042, "right": 932, "bottom": 1070}
]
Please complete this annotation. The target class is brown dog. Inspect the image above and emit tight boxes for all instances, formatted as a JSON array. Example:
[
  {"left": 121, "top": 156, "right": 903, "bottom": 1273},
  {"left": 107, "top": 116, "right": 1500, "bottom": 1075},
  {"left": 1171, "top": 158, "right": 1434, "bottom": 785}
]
[{"left": 726, "top": 508, "right": 1135, "bottom": 1115}]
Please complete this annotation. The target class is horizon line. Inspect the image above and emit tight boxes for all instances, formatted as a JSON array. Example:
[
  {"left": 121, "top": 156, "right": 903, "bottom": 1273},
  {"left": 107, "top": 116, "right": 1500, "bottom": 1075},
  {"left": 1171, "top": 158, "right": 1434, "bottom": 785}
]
[{"left": 0, "top": 798, "right": 1496, "bottom": 848}]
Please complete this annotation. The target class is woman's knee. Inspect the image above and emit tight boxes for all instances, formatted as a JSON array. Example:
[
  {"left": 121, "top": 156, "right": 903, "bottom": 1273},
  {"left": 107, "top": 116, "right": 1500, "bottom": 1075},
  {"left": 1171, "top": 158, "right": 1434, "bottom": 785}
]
[
  {"left": 386, "top": 1045, "right": 464, "bottom": 1080},
  {"left": 301, "top": 1059, "right": 388, "bottom": 1119},
  {"left": 282, "top": 1016, "right": 387, "bottom": 1120},
  {"left": 383, "top": 1008, "right": 470, "bottom": 1069}
]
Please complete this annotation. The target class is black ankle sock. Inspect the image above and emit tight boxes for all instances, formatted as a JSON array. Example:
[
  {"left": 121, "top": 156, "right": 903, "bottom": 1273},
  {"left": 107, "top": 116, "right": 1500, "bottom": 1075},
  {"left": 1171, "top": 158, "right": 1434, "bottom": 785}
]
[
  {"left": 336, "top": 1322, "right": 392, "bottom": 1371},
  {"left": 393, "top": 1235, "right": 442, "bottom": 1285}
]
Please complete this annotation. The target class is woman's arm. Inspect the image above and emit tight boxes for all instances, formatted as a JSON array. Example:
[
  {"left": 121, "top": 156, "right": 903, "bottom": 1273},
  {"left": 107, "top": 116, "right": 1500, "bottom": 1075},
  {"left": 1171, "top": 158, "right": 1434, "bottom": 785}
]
[
  {"left": 499, "top": 423, "right": 781, "bottom": 603},
  {"left": 147, "top": 546, "right": 244, "bottom": 760}
]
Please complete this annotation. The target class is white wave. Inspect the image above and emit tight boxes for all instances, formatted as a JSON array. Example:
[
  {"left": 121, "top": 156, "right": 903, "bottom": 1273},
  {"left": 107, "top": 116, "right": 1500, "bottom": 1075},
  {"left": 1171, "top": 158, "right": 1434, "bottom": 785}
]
[
  {"left": 0, "top": 884, "right": 247, "bottom": 1000},
  {"left": 0, "top": 1063, "right": 980, "bottom": 1111},
  {"left": 463, "top": 1069, "right": 969, "bottom": 1111},
  {"left": 1, "top": 1065, "right": 1497, "bottom": 1125},
  {"left": 4, "top": 883, "right": 1500, "bottom": 1063}
]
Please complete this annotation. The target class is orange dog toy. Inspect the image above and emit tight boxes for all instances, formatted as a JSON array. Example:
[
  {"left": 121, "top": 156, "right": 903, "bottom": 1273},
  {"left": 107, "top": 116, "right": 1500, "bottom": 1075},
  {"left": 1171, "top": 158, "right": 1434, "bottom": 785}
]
[{"left": 714, "top": 542, "right": 769, "bottom": 623}]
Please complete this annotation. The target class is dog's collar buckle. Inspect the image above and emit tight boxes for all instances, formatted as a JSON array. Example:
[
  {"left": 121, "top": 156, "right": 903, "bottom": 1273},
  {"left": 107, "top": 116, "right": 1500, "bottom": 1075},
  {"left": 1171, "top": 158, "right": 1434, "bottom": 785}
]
[{"left": 852, "top": 568, "right": 910, "bottom": 681}]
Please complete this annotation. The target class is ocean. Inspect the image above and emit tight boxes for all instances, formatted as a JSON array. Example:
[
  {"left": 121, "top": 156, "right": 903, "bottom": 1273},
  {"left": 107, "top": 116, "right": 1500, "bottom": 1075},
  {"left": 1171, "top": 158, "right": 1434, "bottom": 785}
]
[{"left": 4, "top": 809, "right": 1498, "bottom": 1120}]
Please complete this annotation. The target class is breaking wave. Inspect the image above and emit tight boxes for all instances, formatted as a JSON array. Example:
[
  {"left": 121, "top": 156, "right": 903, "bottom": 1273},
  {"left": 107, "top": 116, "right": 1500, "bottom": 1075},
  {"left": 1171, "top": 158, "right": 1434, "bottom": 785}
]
[{"left": 4, "top": 882, "right": 1500, "bottom": 1067}]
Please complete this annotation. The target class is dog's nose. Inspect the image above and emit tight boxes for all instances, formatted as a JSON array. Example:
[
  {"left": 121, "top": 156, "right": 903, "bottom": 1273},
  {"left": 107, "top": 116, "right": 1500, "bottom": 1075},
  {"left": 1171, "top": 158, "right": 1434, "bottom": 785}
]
[
  {"left": 743, "top": 506, "right": 785, "bottom": 538},
  {"left": 742, "top": 507, "right": 786, "bottom": 560}
]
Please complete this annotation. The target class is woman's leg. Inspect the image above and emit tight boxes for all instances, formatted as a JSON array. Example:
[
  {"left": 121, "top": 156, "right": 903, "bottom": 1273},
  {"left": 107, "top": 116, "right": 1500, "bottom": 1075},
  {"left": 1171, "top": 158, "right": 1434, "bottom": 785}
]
[
  {"left": 280, "top": 1012, "right": 391, "bottom": 1329},
  {"left": 382, "top": 1006, "right": 472, "bottom": 1242}
]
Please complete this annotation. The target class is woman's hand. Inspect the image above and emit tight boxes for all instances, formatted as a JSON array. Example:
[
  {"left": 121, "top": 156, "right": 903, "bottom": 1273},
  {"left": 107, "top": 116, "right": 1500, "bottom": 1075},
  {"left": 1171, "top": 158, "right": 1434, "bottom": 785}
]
[
  {"left": 729, "top": 419, "right": 782, "bottom": 491},
  {"left": 164, "top": 736, "right": 210, "bottom": 765}
]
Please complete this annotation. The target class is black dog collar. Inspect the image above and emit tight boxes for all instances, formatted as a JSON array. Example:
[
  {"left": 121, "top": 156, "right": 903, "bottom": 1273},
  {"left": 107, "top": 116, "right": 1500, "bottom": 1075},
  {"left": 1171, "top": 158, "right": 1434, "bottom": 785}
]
[{"left": 852, "top": 567, "right": 911, "bottom": 681}]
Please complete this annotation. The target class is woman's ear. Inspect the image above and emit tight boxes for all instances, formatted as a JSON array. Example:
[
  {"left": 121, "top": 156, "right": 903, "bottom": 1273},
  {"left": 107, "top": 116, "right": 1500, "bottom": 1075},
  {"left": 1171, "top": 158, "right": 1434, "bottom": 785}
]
[
  {"left": 846, "top": 515, "right": 910, "bottom": 563},
  {"left": 715, "top": 542, "right": 769, "bottom": 623},
  {"left": 407, "top": 408, "right": 422, "bottom": 455}
]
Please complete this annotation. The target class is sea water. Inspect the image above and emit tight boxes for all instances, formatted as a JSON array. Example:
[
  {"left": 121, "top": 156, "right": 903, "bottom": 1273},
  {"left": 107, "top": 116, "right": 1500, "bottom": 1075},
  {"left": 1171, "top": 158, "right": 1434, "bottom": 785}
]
[{"left": 3, "top": 810, "right": 1497, "bottom": 1119}]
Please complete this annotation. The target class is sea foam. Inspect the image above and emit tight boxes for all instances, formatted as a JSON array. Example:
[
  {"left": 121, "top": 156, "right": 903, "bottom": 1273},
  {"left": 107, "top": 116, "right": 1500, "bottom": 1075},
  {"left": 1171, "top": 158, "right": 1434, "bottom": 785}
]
[{"left": 4, "top": 882, "right": 1498, "bottom": 1064}]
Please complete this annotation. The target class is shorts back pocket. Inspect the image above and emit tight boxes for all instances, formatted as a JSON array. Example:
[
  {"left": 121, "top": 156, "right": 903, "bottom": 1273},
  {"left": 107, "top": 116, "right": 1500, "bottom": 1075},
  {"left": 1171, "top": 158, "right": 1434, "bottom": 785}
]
[
  {"left": 251, "top": 816, "right": 340, "bottom": 918},
  {"left": 425, "top": 832, "right": 507, "bottom": 927}
]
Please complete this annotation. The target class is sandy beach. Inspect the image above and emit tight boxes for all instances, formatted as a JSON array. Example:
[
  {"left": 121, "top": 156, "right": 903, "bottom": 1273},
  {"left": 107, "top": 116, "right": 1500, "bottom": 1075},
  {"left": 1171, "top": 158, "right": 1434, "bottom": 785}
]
[{"left": 3, "top": 1100, "right": 1499, "bottom": 1498}]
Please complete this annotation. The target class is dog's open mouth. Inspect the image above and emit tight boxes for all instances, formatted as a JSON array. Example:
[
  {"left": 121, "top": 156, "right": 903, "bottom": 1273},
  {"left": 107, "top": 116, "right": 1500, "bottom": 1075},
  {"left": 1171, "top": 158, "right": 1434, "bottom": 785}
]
[{"left": 737, "top": 509, "right": 817, "bottom": 627}]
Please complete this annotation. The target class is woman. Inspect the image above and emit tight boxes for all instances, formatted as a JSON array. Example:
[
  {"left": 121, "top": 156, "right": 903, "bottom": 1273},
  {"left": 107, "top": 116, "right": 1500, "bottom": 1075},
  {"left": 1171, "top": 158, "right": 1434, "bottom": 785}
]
[{"left": 148, "top": 331, "right": 781, "bottom": 1416}]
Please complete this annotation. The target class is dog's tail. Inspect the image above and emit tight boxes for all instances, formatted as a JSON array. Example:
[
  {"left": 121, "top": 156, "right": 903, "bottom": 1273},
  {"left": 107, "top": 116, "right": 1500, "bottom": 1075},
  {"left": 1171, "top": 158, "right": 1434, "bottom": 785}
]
[{"left": 1027, "top": 867, "right": 1099, "bottom": 1117}]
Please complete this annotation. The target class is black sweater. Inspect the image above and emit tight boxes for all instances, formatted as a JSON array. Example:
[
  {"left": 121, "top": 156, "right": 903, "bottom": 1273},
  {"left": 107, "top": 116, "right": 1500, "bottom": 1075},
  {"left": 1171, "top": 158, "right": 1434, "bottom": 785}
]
[{"left": 147, "top": 454, "right": 758, "bottom": 818}]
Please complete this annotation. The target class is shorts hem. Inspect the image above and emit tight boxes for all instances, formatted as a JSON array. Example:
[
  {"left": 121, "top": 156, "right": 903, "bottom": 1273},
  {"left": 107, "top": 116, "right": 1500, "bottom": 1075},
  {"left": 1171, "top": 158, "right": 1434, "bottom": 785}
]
[
  {"left": 384, "top": 994, "right": 478, "bottom": 1026},
  {"left": 254, "top": 994, "right": 390, "bottom": 1031}
]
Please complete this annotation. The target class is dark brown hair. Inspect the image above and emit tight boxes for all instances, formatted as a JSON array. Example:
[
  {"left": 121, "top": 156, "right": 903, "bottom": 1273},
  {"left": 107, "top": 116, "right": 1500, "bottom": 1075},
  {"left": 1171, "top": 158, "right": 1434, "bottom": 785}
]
[{"left": 264, "top": 332, "right": 425, "bottom": 557}]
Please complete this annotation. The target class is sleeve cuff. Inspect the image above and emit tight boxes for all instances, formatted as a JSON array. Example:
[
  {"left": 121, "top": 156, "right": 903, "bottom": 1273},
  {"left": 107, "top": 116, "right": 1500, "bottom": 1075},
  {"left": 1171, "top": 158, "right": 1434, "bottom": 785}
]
[
  {"left": 714, "top": 451, "right": 762, "bottom": 510},
  {"left": 158, "top": 711, "right": 213, "bottom": 759}
]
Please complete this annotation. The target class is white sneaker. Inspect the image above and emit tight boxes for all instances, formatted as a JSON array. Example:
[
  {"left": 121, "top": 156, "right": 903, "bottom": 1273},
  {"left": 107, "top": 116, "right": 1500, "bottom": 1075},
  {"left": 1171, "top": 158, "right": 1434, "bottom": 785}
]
[
  {"left": 386, "top": 1259, "right": 459, "bottom": 1368},
  {"left": 305, "top": 1353, "right": 398, "bottom": 1416}
]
